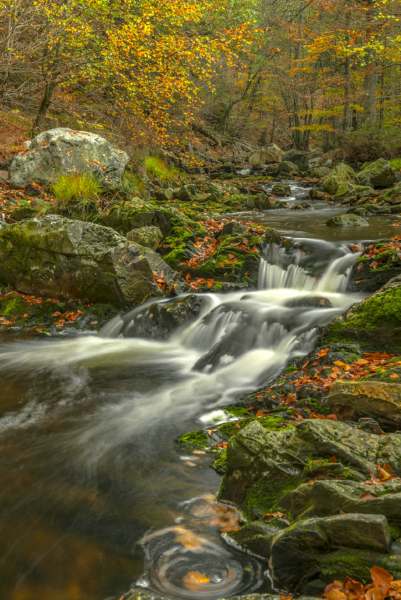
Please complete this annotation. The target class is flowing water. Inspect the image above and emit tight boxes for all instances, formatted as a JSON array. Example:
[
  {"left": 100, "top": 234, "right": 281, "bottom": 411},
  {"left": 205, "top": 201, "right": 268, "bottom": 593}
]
[{"left": 0, "top": 203, "right": 385, "bottom": 599}]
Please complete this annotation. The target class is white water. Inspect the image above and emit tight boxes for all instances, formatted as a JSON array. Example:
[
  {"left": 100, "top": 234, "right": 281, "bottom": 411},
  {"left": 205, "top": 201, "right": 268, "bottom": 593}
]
[{"left": 0, "top": 241, "right": 361, "bottom": 466}]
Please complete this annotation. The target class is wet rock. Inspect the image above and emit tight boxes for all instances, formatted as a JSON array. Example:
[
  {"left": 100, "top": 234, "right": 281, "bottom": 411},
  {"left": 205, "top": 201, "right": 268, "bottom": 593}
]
[
  {"left": 281, "top": 478, "right": 401, "bottom": 523},
  {"left": 218, "top": 221, "right": 247, "bottom": 237},
  {"left": 350, "top": 240, "right": 401, "bottom": 293},
  {"left": 114, "top": 293, "right": 207, "bottom": 340},
  {"left": 271, "top": 514, "right": 391, "bottom": 590},
  {"left": 249, "top": 144, "right": 284, "bottom": 167},
  {"left": 328, "top": 380, "right": 401, "bottom": 427},
  {"left": 271, "top": 183, "right": 291, "bottom": 197},
  {"left": 326, "top": 213, "right": 369, "bottom": 227},
  {"left": 219, "top": 419, "right": 401, "bottom": 518},
  {"left": 326, "top": 275, "right": 401, "bottom": 352},
  {"left": 124, "top": 592, "right": 318, "bottom": 600},
  {"left": 9, "top": 128, "right": 128, "bottom": 190},
  {"left": 357, "top": 158, "right": 396, "bottom": 189},
  {"left": 127, "top": 226, "right": 163, "bottom": 249},
  {"left": 284, "top": 296, "right": 332, "bottom": 309},
  {"left": 0, "top": 215, "right": 174, "bottom": 307},
  {"left": 309, "top": 189, "right": 332, "bottom": 202},
  {"left": 321, "top": 163, "right": 356, "bottom": 197},
  {"left": 228, "top": 520, "right": 284, "bottom": 558}
]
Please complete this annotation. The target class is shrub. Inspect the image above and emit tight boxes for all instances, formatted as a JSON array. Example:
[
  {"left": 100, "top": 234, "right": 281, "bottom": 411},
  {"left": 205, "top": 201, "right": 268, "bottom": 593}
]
[
  {"left": 120, "top": 171, "right": 146, "bottom": 197},
  {"left": 52, "top": 173, "right": 102, "bottom": 203},
  {"left": 144, "top": 155, "right": 181, "bottom": 183},
  {"left": 340, "top": 127, "right": 401, "bottom": 163},
  {"left": 389, "top": 158, "right": 401, "bottom": 172}
]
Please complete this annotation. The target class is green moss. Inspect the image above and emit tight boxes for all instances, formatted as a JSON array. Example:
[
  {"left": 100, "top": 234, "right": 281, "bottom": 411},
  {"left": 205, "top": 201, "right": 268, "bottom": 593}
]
[
  {"left": 144, "top": 156, "right": 181, "bottom": 184},
  {"left": 320, "top": 549, "right": 401, "bottom": 583},
  {"left": 243, "top": 477, "right": 303, "bottom": 519},
  {"left": 212, "top": 449, "right": 228, "bottom": 474},
  {"left": 176, "top": 430, "right": 209, "bottom": 450},
  {"left": 334, "top": 285, "right": 401, "bottom": 331}
]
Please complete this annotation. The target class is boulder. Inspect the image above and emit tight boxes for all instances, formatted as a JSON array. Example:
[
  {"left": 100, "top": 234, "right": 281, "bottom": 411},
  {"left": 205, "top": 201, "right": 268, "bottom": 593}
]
[
  {"left": 219, "top": 419, "right": 401, "bottom": 518},
  {"left": 283, "top": 149, "right": 311, "bottom": 172},
  {"left": 127, "top": 225, "right": 163, "bottom": 249},
  {"left": 326, "top": 213, "right": 369, "bottom": 227},
  {"left": 328, "top": 380, "right": 401, "bottom": 426},
  {"left": 327, "top": 275, "right": 401, "bottom": 352},
  {"left": 281, "top": 478, "right": 401, "bottom": 523},
  {"left": 357, "top": 159, "right": 396, "bottom": 189},
  {"left": 271, "top": 183, "right": 291, "bottom": 197},
  {"left": 102, "top": 198, "right": 195, "bottom": 235},
  {"left": 271, "top": 514, "right": 392, "bottom": 590},
  {"left": 249, "top": 144, "right": 284, "bottom": 167},
  {"left": 109, "top": 294, "right": 208, "bottom": 340},
  {"left": 9, "top": 128, "right": 128, "bottom": 190},
  {"left": 380, "top": 182, "right": 401, "bottom": 205},
  {"left": 321, "top": 163, "right": 356, "bottom": 197},
  {"left": 278, "top": 161, "right": 300, "bottom": 176},
  {"left": 0, "top": 215, "right": 175, "bottom": 307},
  {"left": 350, "top": 240, "right": 401, "bottom": 293}
]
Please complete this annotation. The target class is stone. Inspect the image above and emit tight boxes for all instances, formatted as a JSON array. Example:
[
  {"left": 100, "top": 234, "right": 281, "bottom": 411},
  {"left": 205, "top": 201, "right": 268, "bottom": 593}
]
[
  {"left": 281, "top": 478, "right": 401, "bottom": 524},
  {"left": 249, "top": 144, "right": 284, "bottom": 167},
  {"left": 278, "top": 161, "right": 300, "bottom": 176},
  {"left": 271, "top": 183, "right": 291, "bottom": 197},
  {"left": 270, "top": 514, "right": 391, "bottom": 590},
  {"left": 220, "top": 419, "right": 401, "bottom": 518},
  {"left": 326, "top": 213, "right": 369, "bottom": 227},
  {"left": 9, "top": 128, "right": 129, "bottom": 190},
  {"left": 327, "top": 275, "right": 401, "bottom": 352},
  {"left": 357, "top": 158, "right": 396, "bottom": 189},
  {"left": 328, "top": 380, "right": 401, "bottom": 426},
  {"left": 124, "top": 593, "right": 318, "bottom": 600},
  {"left": 103, "top": 197, "right": 194, "bottom": 235},
  {"left": 127, "top": 225, "right": 163, "bottom": 249},
  {"left": 283, "top": 149, "right": 311, "bottom": 172},
  {"left": 380, "top": 182, "right": 401, "bottom": 205},
  {"left": 0, "top": 215, "right": 175, "bottom": 307},
  {"left": 322, "top": 163, "right": 356, "bottom": 197},
  {"left": 350, "top": 240, "right": 401, "bottom": 293},
  {"left": 111, "top": 293, "right": 207, "bottom": 340}
]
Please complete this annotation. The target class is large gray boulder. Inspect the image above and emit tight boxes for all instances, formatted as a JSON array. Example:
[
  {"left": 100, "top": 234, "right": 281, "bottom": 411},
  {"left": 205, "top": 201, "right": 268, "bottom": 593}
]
[
  {"left": 0, "top": 215, "right": 176, "bottom": 306},
  {"left": 9, "top": 128, "right": 129, "bottom": 189},
  {"left": 249, "top": 144, "right": 284, "bottom": 167}
]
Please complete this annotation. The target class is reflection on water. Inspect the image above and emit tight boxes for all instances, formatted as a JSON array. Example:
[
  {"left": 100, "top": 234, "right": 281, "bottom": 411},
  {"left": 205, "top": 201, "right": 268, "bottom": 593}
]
[{"left": 0, "top": 234, "right": 363, "bottom": 599}]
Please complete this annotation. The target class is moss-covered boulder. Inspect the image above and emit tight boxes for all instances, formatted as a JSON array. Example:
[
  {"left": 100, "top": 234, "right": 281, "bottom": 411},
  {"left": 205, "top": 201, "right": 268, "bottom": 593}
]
[
  {"left": 249, "top": 144, "right": 284, "bottom": 167},
  {"left": 380, "top": 182, "right": 401, "bottom": 205},
  {"left": 127, "top": 225, "right": 163, "bottom": 249},
  {"left": 321, "top": 163, "right": 356, "bottom": 197},
  {"left": 102, "top": 197, "right": 195, "bottom": 236},
  {"left": 351, "top": 239, "right": 401, "bottom": 293},
  {"left": 357, "top": 159, "right": 396, "bottom": 189},
  {"left": 271, "top": 183, "right": 291, "bottom": 197},
  {"left": 326, "top": 276, "right": 401, "bottom": 352},
  {"left": 328, "top": 380, "right": 401, "bottom": 427},
  {"left": 327, "top": 213, "right": 369, "bottom": 227},
  {"left": 219, "top": 419, "right": 401, "bottom": 518},
  {"left": 0, "top": 215, "right": 175, "bottom": 307}
]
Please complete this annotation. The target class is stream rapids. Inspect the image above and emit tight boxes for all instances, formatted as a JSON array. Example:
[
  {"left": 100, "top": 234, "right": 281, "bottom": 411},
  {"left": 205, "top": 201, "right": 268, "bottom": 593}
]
[{"left": 0, "top": 235, "right": 363, "bottom": 599}]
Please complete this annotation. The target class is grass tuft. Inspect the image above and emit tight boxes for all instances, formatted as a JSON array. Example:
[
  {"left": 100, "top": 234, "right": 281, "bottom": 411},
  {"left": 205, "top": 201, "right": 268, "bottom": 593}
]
[{"left": 52, "top": 173, "right": 102, "bottom": 203}]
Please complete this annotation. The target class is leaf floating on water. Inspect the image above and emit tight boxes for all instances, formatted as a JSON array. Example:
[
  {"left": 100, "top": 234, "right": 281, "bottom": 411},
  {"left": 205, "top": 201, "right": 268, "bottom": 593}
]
[
  {"left": 174, "top": 527, "right": 204, "bottom": 550},
  {"left": 183, "top": 570, "right": 210, "bottom": 591}
]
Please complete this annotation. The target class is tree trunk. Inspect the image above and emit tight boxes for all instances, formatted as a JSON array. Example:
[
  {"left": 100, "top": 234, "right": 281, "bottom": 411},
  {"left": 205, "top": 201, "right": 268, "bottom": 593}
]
[{"left": 31, "top": 80, "right": 57, "bottom": 135}]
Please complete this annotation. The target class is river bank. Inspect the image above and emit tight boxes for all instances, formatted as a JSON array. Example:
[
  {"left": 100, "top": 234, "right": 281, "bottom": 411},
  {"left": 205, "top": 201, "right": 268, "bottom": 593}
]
[{"left": 0, "top": 130, "right": 400, "bottom": 599}]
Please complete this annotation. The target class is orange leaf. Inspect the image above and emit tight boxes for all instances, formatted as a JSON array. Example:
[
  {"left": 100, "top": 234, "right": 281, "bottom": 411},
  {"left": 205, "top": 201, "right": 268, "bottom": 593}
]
[{"left": 182, "top": 571, "right": 210, "bottom": 591}]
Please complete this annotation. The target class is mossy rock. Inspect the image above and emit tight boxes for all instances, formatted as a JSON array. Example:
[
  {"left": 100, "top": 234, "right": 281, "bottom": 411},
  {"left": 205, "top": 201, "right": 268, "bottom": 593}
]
[
  {"left": 321, "top": 163, "right": 356, "bottom": 197},
  {"left": 326, "top": 276, "right": 401, "bottom": 352},
  {"left": 357, "top": 158, "right": 396, "bottom": 189}
]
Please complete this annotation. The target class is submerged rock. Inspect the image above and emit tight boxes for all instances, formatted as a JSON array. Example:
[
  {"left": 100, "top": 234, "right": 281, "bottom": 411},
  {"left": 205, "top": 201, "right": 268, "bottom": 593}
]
[
  {"left": 9, "top": 128, "right": 128, "bottom": 189},
  {"left": 0, "top": 215, "right": 175, "bottom": 307},
  {"left": 357, "top": 158, "right": 396, "bottom": 189}
]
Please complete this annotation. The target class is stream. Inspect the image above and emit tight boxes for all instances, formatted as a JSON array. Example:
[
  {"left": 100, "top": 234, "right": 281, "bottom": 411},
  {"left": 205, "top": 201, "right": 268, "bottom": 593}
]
[{"left": 0, "top": 185, "right": 399, "bottom": 600}]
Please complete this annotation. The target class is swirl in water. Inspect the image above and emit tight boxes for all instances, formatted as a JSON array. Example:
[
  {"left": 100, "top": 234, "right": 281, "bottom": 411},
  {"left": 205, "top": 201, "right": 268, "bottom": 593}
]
[{"left": 136, "top": 496, "right": 264, "bottom": 599}]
